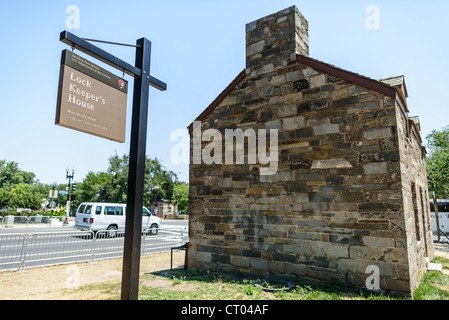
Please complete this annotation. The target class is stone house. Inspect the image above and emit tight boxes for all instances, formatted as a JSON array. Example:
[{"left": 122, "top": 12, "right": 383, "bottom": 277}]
[
  {"left": 149, "top": 200, "right": 178, "bottom": 218},
  {"left": 187, "top": 6, "right": 433, "bottom": 296}
]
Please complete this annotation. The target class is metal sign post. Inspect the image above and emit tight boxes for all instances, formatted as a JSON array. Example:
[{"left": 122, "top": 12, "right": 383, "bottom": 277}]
[
  {"left": 121, "top": 37, "right": 151, "bottom": 300},
  {"left": 59, "top": 31, "right": 166, "bottom": 300}
]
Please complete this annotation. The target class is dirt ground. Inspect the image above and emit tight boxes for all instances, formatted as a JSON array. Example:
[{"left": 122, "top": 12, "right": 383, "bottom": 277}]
[
  {"left": 0, "top": 251, "right": 186, "bottom": 300},
  {"left": 1, "top": 245, "right": 449, "bottom": 300}
]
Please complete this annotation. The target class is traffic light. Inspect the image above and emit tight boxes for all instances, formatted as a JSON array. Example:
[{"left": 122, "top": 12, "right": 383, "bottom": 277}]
[
  {"left": 71, "top": 194, "right": 76, "bottom": 201},
  {"left": 72, "top": 183, "right": 77, "bottom": 192},
  {"left": 155, "top": 202, "right": 158, "bottom": 207}
]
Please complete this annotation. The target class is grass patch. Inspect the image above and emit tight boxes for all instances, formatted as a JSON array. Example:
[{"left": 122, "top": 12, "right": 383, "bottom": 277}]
[
  {"left": 432, "top": 256, "right": 449, "bottom": 270},
  {"left": 412, "top": 256, "right": 449, "bottom": 300},
  {"left": 138, "top": 269, "right": 401, "bottom": 300},
  {"left": 61, "top": 256, "right": 449, "bottom": 300}
]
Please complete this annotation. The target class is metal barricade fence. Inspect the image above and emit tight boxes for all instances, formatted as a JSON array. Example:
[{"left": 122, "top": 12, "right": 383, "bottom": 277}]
[
  {"left": 141, "top": 226, "right": 189, "bottom": 255},
  {"left": 0, "top": 226, "right": 188, "bottom": 272},
  {"left": 0, "top": 233, "right": 26, "bottom": 271},
  {"left": 20, "top": 230, "right": 95, "bottom": 271}
]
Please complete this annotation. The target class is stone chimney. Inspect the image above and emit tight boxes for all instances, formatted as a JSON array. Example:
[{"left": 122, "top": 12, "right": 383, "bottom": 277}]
[{"left": 245, "top": 6, "right": 309, "bottom": 73}]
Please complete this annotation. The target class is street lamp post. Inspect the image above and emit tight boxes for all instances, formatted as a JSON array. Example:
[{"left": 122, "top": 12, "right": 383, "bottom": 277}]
[
  {"left": 66, "top": 168, "right": 75, "bottom": 221},
  {"left": 51, "top": 182, "right": 56, "bottom": 209},
  {"left": 150, "top": 186, "right": 159, "bottom": 215}
]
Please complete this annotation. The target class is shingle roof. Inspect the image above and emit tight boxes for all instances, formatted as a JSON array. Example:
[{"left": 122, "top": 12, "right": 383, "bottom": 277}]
[{"left": 379, "top": 75, "right": 408, "bottom": 98}]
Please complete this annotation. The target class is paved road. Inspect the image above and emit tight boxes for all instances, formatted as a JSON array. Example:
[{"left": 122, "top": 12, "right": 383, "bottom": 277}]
[
  {"left": 0, "top": 219, "right": 188, "bottom": 271},
  {"left": 0, "top": 219, "right": 187, "bottom": 233}
]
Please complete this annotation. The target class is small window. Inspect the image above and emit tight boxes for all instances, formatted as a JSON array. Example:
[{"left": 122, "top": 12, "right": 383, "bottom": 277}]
[
  {"left": 77, "top": 205, "right": 86, "bottom": 214},
  {"left": 105, "top": 206, "right": 116, "bottom": 215},
  {"left": 116, "top": 207, "right": 123, "bottom": 216},
  {"left": 142, "top": 207, "right": 150, "bottom": 217},
  {"left": 411, "top": 182, "right": 421, "bottom": 241},
  {"left": 95, "top": 206, "right": 102, "bottom": 215},
  {"left": 85, "top": 205, "right": 93, "bottom": 214},
  {"left": 439, "top": 202, "right": 449, "bottom": 212}
]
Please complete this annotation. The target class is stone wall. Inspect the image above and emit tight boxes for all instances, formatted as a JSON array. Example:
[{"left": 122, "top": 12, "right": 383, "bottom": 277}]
[
  {"left": 187, "top": 6, "right": 431, "bottom": 296},
  {"left": 396, "top": 111, "right": 434, "bottom": 292}
]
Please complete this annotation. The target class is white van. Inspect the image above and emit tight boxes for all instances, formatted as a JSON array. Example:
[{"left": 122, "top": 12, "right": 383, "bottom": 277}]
[
  {"left": 74, "top": 202, "right": 161, "bottom": 236},
  {"left": 430, "top": 200, "right": 449, "bottom": 234}
]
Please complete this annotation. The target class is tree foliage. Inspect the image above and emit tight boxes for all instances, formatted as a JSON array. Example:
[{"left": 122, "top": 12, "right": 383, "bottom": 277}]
[
  {"left": 173, "top": 181, "right": 189, "bottom": 213},
  {"left": 0, "top": 160, "right": 42, "bottom": 210},
  {"left": 103, "top": 154, "right": 179, "bottom": 208},
  {"left": 0, "top": 160, "right": 35, "bottom": 189},
  {"left": 426, "top": 126, "right": 449, "bottom": 198},
  {"left": 0, "top": 154, "right": 186, "bottom": 212}
]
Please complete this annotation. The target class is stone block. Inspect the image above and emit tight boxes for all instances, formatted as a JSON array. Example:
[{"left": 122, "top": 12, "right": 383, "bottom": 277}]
[
  {"left": 260, "top": 171, "right": 295, "bottom": 183},
  {"left": 272, "top": 252, "right": 297, "bottom": 262},
  {"left": 231, "top": 256, "right": 250, "bottom": 268},
  {"left": 265, "top": 119, "right": 282, "bottom": 130},
  {"left": 286, "top": 262, "right": 306, "bottom": 276},
  {"left": 286, "top": 70, "right": 302, "bottom": 82},
  {"left": 309, "top": 192, "right": 334, "bottom": 202},
  {"left": 362, "top": 236, "right": 394, "bottom": 247},
  {"left": 363, "top": 127, "right": 395, "bottom": 140},
  {"left": 217, "top": 177, "right": 232, "bottom": 188},
  {"left": 311, "top": 241, "right": 349, "bottom": 258},
  {"left": 311, "top": 158, "right": 353, "bottom": 169},
  {"left": 250, "top": 258, "right": 268, "bottom": 270},
  {"left": 278, "top": 104, "right": 297, "bottom": 117},
  {"left": 363, "top": 162, "right": 387, "bottom": 175},
  {"left": 302, "top": 68, "right": 318, "bottom": 77},
  {"left": 309, "top": 74, "right": 326, "bottom": 88},
  {"left": 292, "top": 193, "right": 309, "bottom": 203},
  {"left": 313, "top": 124, "right": 340, "bottom": 135},
  {"left": 284, "top": 92, "right": 303, "bottom": 104},
  {"left": 333, "top": 96, "right": 358, "bottom": 108},
  {"left": 282, "top": 116, "right": 305, "bottom": 130},
  {"left": 247, "top": 40, "right": 265, "bottom": 56}
]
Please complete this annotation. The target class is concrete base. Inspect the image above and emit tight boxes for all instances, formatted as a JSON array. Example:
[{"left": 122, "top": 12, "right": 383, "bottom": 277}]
[
  {"left": 428, "top": 262, "right": 443, "bottom": 272},
  {"left": 48, "top": 218, "right": 63, "bottom": 227}
]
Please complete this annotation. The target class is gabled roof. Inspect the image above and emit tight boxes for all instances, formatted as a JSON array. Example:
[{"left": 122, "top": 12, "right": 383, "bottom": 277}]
[
  {"left": 379, "top": 75, "right": 408, "bottom": 99},
  {"left": 187, "top": 54, "right": 409, "bottom": 133},
  {"left": 187, "top": 70, "right": 245, "bottom": 133}
]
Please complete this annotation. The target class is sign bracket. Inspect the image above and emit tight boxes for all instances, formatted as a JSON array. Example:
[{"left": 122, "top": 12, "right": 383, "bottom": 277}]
[
  {"left": 60, "top": 31, "right": 167, "bottom": 91},
  {"left": 59, "top": 30, "right": 167, "bottom": 300}
]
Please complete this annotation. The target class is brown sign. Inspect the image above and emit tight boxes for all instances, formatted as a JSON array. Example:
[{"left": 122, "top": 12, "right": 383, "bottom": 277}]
[{"left": 55, "top": 50, "right": 128, "bottom": 143}]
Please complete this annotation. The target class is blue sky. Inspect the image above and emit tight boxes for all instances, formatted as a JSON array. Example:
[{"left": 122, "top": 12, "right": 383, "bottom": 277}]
[{"left": 0, "top": 1, "right": 448, "bottom": 185}]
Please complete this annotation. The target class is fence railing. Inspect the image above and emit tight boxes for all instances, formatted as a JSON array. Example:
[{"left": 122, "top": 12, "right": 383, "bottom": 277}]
[{"left": 0, "top": 227, "right": 188, "bottom": 272}]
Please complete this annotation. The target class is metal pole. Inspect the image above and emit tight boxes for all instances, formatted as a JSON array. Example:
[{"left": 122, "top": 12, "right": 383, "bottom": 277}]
[
  {"left": 121, "top": 37, "right": 151, "bottom": 300},
  {"left": 59, "top": 30, "right": 166, "bottom": 300},
  {"left": 433, "top": 192, "right": 440, "bottom": 242}
]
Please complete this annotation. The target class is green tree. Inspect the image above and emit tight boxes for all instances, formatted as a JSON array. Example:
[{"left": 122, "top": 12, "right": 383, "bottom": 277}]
[
  {"left": 89, "top": 153, "right": 178, "bottom": 206},
  {"left": 144, "top": 157, "right": 178, "bottom": 207},
  {"left": 173, "top": 181, "right": 189, "bottom": 213},
  {"left": 0, "top": 159, "right": 43, "bottom": 210},
  {"left": 76, "top": 171, "right": 112, "bottom": 204},
  {"left": 426, "top": 126, "right": 449, "bottom": 198},
  {"left": 104, "top": 153, "right": 130, "bottom": 203},
  {"left": 0, "top": 160, "right": 35, "bottom": 189},
  {"left": 4, "top": 183, "right": 41, "bottom": 210}
]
